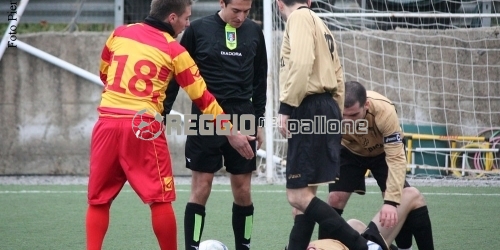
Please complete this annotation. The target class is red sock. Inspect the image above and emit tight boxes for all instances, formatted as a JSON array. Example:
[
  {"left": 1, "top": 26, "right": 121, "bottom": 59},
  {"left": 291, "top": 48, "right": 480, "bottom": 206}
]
[
  {"left": 151, "top": 202, "right": 177, "bottom": 250},
  {"left": 86, "top": 203, "right": 111, "bottom": 250}
]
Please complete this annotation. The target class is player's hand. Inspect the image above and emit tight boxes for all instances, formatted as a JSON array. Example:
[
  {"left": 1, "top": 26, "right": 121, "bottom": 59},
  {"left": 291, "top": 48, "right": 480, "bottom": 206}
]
[
  {"left": 226, "top": 131, "right": 255, "bottom": 160},
  {"left": 256, "top": 127, "right": 264, "bottom": 150},
  {"left": 278, "top": 114, "right": 290, "bottom": 138},
  {"left": 379, "top": 204, "right": 398, "bottom": 228}
]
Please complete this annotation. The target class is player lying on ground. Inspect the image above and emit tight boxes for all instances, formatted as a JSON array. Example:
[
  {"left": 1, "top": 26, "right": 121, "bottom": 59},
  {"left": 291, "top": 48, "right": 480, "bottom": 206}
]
[{"left": 306, "top": 186, "right": 429, "bottom": 250}]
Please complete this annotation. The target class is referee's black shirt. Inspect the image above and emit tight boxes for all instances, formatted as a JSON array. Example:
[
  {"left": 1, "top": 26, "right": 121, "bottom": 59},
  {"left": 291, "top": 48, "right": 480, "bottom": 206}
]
[{"left": 163, "top": 12, "right": 268, "bottom": 120}]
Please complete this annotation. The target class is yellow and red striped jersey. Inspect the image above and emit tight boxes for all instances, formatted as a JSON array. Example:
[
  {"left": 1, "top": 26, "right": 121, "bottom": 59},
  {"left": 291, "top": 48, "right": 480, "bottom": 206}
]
[{"left": 98, "top": 23, "right": 226, "bottom": 124}]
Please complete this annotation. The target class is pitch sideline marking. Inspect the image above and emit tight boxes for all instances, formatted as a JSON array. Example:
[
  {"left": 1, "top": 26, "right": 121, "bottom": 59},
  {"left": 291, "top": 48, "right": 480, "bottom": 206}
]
[{"left": 0, "top": 189, "right": 499, "bottom": 196}]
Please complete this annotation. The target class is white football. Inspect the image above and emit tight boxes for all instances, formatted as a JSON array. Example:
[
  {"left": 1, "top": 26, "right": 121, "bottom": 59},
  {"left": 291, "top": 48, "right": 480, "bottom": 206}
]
[{"left": 198, "top": 239, "right": 229, "bottom": 250}]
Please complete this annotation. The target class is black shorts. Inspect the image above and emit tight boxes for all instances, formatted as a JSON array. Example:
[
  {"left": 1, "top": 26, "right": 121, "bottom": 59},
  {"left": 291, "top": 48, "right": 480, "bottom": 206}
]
[
  {"left": 184, "top": 100, "right": 257, "bottom": 175},
  {"left": 286, "top": 93, "right": 342, "bottom": 189},
  {"left": 328, "top": 146, "right": 410, "bottom": 194}
]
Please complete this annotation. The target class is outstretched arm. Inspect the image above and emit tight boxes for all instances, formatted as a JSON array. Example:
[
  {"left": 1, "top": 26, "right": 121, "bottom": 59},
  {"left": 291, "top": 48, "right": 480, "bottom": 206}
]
[
  {"left": 162, "top": 25, "right": 196, "bottom": 117},
  {"left": 170, "top": 43, "right": 255, "bottom": 159},
  {"left": 369, "top": 187, "right": 425, "bottom": 245},
  {"left": 372, "top": 104, "right": 407, "bottom": 229}
]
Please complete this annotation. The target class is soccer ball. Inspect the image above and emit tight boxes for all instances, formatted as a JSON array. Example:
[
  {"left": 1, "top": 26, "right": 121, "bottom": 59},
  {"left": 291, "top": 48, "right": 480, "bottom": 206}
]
[{"left": 198, "top": 240, "right": 229, "bottom": 250}]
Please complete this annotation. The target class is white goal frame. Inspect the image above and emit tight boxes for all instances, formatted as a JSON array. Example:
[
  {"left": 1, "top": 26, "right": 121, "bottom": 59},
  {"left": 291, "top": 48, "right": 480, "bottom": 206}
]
[{"left": 260, "top": 0, "right": 500, "bottom": 184}]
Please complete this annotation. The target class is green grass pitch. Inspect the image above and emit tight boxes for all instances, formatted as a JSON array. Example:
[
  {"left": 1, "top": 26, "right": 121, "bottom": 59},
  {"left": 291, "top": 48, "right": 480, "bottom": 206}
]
[{"left": 0, "top": 183, "right": 499, "bottom": 249}]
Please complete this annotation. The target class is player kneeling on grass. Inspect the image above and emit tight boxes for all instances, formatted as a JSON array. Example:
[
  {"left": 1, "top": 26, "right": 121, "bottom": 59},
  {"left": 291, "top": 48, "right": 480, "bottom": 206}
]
[{"left": 305, "top": 187, "right": 428, "bottom": 250}]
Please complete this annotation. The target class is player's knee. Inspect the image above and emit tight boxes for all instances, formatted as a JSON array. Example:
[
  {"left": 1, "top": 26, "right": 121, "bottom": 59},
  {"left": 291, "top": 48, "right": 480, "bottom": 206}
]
[
  {"left": 291, "top": 207, "right": 302, "bottom": 218},
  {"left": 195, "top": 180, "right": 213, "bottom": 194},
  {"left": 346, "top": 219, "right": 366, "bottom": 234},
  {"left": 328, "top": 191, "right": 349, "bottom": 209},
  {"left": 149, "top": 201, "right": 174, "bottom": 213},
  {"left": 231, "top": 174, "right": 252, "bottom": 205},
  {"left": 189, "top": 176, "right": 213, "bottom": 204},
  {"left": 232, "top": 179, "right": 251, "bottom": 195},
  {"left": 286, "top": 193, "right": 305, "bottom": 211},
  {"left": 232, "top": 189, "right": 252, "bottom": 206},
  {"left": 190, "top": 189, "right": 211, "bottom": 205},
  {"left": 286, "top": 190, "right": 314, "bottom": 211},
  {"left": 404, "top": 187, "right": 426, "bottom": 208},
  {"left": 287, "top": 195, "right": 299, "bottom": 208}
]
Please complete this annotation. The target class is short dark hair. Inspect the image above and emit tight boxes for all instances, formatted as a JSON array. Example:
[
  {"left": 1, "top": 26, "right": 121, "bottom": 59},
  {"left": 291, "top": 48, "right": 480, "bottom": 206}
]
[
  {"left": 344, "top": 81, "right": 367, "bottom": 108},
  {"left": 150, "top": 0, "right": 192, "bottom": 20},
  {"left": 222, "top": 0, "right": 253, "bottom": 7},
  {"left": 280, "top": 0, "right": 308, "bottom": 7}
]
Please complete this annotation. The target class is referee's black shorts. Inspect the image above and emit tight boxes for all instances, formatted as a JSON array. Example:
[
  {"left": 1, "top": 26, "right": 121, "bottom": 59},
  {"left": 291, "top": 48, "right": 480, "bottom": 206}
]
[
  {"left": 286, "top": 92, "right": 342, "bottom": 189},
  {"left": 184, "top": 100, "right": 257, "bottom": 175},
  {"left": 328, "top": 146, "right": 410, "bottom": 194}
]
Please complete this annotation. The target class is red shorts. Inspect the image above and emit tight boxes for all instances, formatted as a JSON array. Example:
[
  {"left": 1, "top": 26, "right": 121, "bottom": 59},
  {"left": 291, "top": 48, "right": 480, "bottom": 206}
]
[{"left": 87, "top": 117, "right": 175, "bottom": 205}]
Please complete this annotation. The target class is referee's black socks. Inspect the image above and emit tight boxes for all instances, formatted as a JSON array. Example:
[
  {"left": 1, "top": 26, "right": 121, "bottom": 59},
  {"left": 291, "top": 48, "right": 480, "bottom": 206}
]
[
  {"left": 232, "top": 202, "right": 254, "bottom": 250},
  {"left": 184, "top": 202, "right": 206, "bottom": 250},
  {"left": 304, "top": 197, "right": 368, "bottom": 250}
]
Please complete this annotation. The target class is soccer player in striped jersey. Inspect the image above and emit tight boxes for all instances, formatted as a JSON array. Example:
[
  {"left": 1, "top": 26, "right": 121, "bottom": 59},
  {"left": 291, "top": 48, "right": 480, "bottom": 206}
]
[
  {"left": 275, "top": 0, "right": 380, "bottom": 249},
  {"left": 85, "top": 1, "right": 255, "bottom": 249}
]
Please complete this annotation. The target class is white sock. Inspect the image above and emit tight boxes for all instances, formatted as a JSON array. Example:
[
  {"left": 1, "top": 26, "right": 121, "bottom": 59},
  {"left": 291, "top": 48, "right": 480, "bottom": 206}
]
[{"left": 367, "top": 240, "right": 382, "bottom": 250}]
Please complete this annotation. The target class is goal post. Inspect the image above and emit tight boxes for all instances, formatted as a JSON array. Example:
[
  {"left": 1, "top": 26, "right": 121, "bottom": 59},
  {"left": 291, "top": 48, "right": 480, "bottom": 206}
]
[{"left": 258, "top": 0, "right": 500, "bottom": 183}]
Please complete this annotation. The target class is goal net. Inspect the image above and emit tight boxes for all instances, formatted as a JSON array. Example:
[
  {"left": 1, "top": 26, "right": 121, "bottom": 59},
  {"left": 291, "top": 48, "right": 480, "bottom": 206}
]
[{"left": 256, "top": 0, "right": 500, "bottom": 183}]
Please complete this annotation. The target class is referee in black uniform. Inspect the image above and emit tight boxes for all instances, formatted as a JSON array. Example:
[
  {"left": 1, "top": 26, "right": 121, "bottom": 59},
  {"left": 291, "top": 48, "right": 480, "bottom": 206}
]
[{"left": 163, "top": 0, "right": 267, "bottom": 249}]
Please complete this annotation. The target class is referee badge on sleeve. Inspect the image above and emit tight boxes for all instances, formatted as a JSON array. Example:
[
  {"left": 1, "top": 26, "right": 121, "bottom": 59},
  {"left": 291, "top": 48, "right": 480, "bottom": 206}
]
[{"left": 225, "top": 24, "right": 237, "bottom": 50}]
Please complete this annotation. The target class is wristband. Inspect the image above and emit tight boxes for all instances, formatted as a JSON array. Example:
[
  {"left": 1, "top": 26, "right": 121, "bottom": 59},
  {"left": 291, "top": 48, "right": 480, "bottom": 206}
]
[{"left": 383, "top": 200, "right": 399, "bottom": 207}]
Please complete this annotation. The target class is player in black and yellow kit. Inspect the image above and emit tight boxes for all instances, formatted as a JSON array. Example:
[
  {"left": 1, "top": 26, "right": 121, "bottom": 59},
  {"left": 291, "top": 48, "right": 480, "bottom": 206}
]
[
  {"left": 163, "top": 0, "right": 267, "bottom": 249},
  {"left": 275, "top": 0, "right": 382, "bottom": 249},
  {"left": 307, "top": 186, "right": 431, "bottom": 250},
  {"left": 327, "top": 81, "right": 434, "bottom": 250}
]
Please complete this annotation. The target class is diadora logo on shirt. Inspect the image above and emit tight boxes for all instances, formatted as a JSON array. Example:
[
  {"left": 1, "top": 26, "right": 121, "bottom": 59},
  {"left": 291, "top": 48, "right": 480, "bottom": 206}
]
[{"left": 220, "top": 51, "right": 242, "bottom": 56}]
